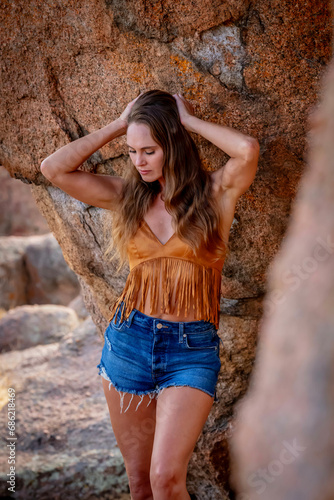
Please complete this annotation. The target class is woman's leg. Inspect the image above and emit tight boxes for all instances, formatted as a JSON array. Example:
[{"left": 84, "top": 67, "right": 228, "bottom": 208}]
[
  {"left": 102, "top": 378, "right": 157, "bottom": 500},
  {"left": 149, "top": 386, "right": 215, "bottom": 500}
]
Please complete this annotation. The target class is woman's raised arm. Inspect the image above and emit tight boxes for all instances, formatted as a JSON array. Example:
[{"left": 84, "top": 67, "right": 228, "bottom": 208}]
[
  {"left": 174, "top": 93, "right": 259, "bottom": 199},
  {"left": 40, "top": 95, "right": 140, "bottom": 210},
  {"left": 40, "top": 118, "right": 128, "bottom": 178}
]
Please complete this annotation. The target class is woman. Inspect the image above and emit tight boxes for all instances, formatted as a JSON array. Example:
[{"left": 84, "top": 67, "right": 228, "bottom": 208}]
[{"left": 41, "top": 90, "right": 259, "bottom": 500}]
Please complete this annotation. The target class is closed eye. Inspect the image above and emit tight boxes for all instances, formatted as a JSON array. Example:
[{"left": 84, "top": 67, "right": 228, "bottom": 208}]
[{"left": 129, "top": 150, "right": 155, "bottom": 155}]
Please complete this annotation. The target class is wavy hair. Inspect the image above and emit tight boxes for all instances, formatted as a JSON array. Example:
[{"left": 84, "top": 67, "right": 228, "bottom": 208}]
[{"left": 103, "top": 89, "right": 229, "bottom": 272}]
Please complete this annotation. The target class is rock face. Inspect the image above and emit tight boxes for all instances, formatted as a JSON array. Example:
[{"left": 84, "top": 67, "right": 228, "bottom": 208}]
[
  {"left": 229, "top": 53, "right": 334, "bottom": 499},
  {"left": 0, "top": 0, "right": 332, "bottom": 498}
]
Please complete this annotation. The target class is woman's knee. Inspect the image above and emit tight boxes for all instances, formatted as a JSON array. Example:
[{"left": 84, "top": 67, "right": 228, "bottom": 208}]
[{"left": 150, "top": 459, "right": 186, "bottom": 491}]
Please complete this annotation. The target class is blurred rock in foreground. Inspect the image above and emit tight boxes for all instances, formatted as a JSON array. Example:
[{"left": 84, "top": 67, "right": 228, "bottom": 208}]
[{"left": 230, "top": 47, "right": 334, "bottom": 500}]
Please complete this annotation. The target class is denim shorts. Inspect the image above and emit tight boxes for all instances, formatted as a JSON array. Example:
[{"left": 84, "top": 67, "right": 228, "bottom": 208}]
[{"left": 96, "top": 302, "right": 223, "bottom": 413}]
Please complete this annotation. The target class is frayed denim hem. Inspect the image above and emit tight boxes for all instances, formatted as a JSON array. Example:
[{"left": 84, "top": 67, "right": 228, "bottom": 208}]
[
  {"left": 97, "top": 361, "right": 217, "bottom": 414},
  {"left": 97, "top": 361, "right": 163, "bottom": 413}
]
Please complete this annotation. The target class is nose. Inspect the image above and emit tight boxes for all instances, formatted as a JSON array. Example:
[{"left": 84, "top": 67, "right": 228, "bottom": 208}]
[{"left": 135, "top": 152, "right": 147, "bottom": 166}]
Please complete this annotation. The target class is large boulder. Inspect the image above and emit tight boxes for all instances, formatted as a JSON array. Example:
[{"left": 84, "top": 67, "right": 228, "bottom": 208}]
[
  {"left": 68, "top": 294, "right": 90, "bottom": 320},
  {"left": 0, "top": 0, "right": 332, "bottom": 497},
  {"left": 0, "top": 304, "right": 80, "bottom": 352},
  {"left": 0, "top": 233, "right": 80, "bottom": 310},
  {"left": 0, "top": 236, "right": 28, "bottom": 310},
  {"left": 0, "top": 166, "right": 49, "bottom": 237}
]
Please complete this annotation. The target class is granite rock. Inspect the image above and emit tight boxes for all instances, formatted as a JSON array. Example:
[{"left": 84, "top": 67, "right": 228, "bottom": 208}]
[
  {"left": 0, "top": 304, "right": 80, "bottom": 352},
  {"left": 0, "top": 0, "right": 332, "bottom": 497},
  {"left": 0, "top": 233, "right": 80, "bottom": 310}
]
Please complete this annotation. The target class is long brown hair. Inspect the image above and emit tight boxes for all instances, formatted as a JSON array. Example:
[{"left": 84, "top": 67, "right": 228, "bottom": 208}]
[{"left": 104, "top": 89, "right": 229, "bottom": 272}]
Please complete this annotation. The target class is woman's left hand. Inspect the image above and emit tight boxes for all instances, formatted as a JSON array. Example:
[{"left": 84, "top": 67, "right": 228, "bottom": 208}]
[{"left": 173, "top": 93, "right": 196, "bottom": 131}]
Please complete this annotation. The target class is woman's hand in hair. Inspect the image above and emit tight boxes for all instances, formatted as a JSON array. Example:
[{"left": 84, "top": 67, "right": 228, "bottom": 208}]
[
  {"left": 173, "top": 93, "right": 196, "bottom": 131},
  {"left": 118, "top": 93, "right": 143, "bottom": 128}
]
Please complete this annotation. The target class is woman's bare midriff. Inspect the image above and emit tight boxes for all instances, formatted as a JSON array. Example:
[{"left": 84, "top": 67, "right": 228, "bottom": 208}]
[
  {"left": 138, "top": 303, "right": 198, "bottom": 322},
  {"left": 132, "top": 287, "right": 198, "bottom": 323}
]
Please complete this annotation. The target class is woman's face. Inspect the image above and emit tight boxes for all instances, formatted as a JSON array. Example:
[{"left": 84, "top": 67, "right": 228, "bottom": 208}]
[{"left": 127, "top": 122, "right": 165, "bottom": 184}]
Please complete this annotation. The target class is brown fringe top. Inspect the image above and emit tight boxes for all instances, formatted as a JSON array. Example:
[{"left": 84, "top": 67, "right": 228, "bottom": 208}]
[{"left": 108, "top": 219, "right": 226, "bottom": 329}]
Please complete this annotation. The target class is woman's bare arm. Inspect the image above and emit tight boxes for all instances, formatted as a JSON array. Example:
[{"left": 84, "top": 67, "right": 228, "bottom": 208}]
[
  {"left": 183, "top": 115, "right": 258, "bottom": 159},
  {"left": 40, "top": 120, "right": 127, "bottom": 210},
  {"left": 186, "top": 115, "right": 259, "bottom": 197},
  {"left": 174, "top": 93, "right": 259, "bottom": 199},
  {"left": 40, "top": 118, "right": 127, "bottom": 178},
  {"left": 40, "top": 95, "right": 141, "bottom": 209}
]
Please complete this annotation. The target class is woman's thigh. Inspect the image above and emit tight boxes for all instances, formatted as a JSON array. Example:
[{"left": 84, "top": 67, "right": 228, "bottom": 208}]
[
  {"left": 150, "top": 386, "right": 214, "bottom": 479},
  {"left": 102, "top": 377, "right": 157, "bottom": 474}
]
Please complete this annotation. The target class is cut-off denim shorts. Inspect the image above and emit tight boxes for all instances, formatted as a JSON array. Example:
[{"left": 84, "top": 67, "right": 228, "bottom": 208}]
[{"left": 96, "top": 301, "right": 223, "bottom": 414}]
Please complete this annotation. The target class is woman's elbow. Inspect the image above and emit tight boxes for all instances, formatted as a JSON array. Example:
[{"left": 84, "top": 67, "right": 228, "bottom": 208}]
[
  {"left": 40, "top": 160, "right": 53, "bottom": 179},
  {"left": 241, "top": 138, "right": 260, "bottom": 162},
  {"left": 248, "top": 137, "right": 260, "bottom": 152}
]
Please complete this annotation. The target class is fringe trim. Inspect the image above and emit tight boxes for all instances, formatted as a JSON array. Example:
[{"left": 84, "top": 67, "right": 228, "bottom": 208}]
[{"left": 108, "top": 257, "right": 222, "bottom": 329}]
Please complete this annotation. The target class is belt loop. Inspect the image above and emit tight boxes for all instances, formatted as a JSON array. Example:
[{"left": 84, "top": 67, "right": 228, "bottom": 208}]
[
  {"left": 126, "top": 308, "right": 137, "bottom": 327},
  {"left": 119, "top": 301, "right": 125, "bottom": 318},
  {"left": 179, "top": 322, "right": 184, "bottom": 343},
  {"left": 113, "top": 302, "right": 123, "bottom": 325}
]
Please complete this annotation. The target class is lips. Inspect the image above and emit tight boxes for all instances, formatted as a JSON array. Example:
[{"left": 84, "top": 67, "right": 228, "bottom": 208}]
[{"left": 139, "top": 170, "right": 150, "bottom": 174}]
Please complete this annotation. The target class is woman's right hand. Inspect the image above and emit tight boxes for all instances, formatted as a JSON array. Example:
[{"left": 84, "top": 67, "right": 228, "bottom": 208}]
[
  {"left": 118, "top": 93, "right": 143, "bottom": 128},
  {"left": 173, "top": 93, "right": 196, "bottom": 130}
]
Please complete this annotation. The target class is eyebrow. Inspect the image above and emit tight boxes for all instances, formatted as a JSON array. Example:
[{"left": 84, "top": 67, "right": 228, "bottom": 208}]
[{"left": 126, "top": 144, "right": 157, "bottom": 149}]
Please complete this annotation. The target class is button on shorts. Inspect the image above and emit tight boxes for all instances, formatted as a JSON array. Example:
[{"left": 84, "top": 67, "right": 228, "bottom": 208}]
[{"left": 97, "top": 301, "right": 223, "bottom": 413}]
